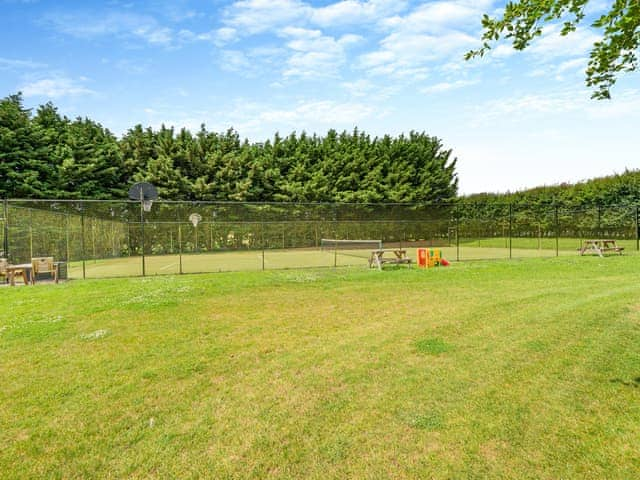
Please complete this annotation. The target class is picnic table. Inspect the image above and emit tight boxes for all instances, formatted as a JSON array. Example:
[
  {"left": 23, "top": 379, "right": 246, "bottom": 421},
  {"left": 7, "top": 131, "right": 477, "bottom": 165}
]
[
  {"left": 579, "top": 239, "right": 624, "bottom": 257},
  {"left": 368, "top": 249, "right": 412, "bottom": 270},
  {"left": 6, "top": 263, "right": 34, "bottom": 286},
  {"left": 6, "top": 261, "right": 65, "bottom": 286}
]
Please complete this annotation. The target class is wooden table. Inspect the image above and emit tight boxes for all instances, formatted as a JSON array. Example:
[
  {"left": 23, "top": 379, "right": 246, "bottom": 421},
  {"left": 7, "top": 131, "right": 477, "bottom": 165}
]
[
  {"left": 6, "top": 261, "right": 65, "bottom": 286},
  {"left": 579, "top": 239, "right": 624, "bottom": 257},
  {"left": 6, "top": 264, "right": 33, "bottom": 286},
  {"left": 369, "top": 249, "right": 412, "bottom": 270}
]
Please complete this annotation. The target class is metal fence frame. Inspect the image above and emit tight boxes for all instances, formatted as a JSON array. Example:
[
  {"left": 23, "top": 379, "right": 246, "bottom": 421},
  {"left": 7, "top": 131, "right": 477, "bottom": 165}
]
[{"left": 2, "top": 198, "right": 639, "bottom": 279}]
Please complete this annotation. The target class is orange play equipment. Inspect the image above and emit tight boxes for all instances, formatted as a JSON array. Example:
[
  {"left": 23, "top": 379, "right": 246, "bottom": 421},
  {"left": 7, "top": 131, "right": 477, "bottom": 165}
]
[{"left": 417, "top": 248, "right": 450, "bottom": 268}]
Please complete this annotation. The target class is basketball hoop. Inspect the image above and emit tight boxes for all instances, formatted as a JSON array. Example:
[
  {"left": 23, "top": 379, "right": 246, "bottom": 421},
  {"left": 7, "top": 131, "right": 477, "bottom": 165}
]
[
  {"left": 128, "top": 182, "right": 159, "bottom": 212},
  {"left": 189, "top": 213, "right": 202, "bottom": 227},
  {"left": 127, "top": 182, "right": 159, "bottom": 278}
]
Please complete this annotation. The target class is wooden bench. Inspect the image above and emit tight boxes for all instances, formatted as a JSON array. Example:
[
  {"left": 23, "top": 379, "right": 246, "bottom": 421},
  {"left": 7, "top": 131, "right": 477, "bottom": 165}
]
[
  {"left": 579, "top": 239, "right": 624, "bottom": 258},
  {"left": 368, "top": 249, "right": 412, "bottom": 270}
]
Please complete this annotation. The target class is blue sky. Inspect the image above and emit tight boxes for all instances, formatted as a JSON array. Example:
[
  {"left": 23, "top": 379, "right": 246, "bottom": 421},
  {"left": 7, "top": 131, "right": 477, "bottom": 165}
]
[{"left": 1, "top": 0, "right": 638, "bottom": 194}]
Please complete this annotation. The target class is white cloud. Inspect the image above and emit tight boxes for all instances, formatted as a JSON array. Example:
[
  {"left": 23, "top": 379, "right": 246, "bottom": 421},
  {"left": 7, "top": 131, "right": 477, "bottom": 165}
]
[
  {"left": 219, "top": 47, "right": 286, "bottom": 77},
  {"left": 584, "top": 0, "right": 610, "bottom": 16},
  {"left": 42, "top": 11, "right": 176, "bottom": 47},
  {"left": 527, "top": 25, "right": 600, "bottom": 60},
  {"left": 133, "top": 25, "right": 173, "bottom": 45},
  {"left": 279, "top": 27, "right": 362, "bottom": 78},
  {"left": 138, "top": 98, "right": 382, "bottom": 140},
  {"left": 114, "top": 59, "right": 150, "bottom": 74},
  {"left": 556, "top": 58, "right": 587, "bottom": 74},
  {"left": 380, "top": 0, "right": 492, "bottom": 33},
  {"left": 468, "top": 88, "right": 640, "bottom": 126},
  {"left": 359, "top": 30, "right": 475, "bottom": 78},
  {"left": 527, "top": 56, "right": 589, "bottom": 81},
  {"left": 219, "top": 0, "right": 409, "bottom": 37},
  {"left": 220, "top": 50, "right": 253, "bottom": 73},
  {"left": 216, "top": 0, "right": 492, "bottom": 84},
  {"left": 254, "top": 99, "right": 378, "bottom": 128},
  {"left": 584, "top": 89, "right": 640, "bottom": 119},
  {"left": 214, "top": 27, "right": 238, "bottom": 46},
  {"left": 490, "top": 44, "right": 516, "bottom": 59},
  {"left": 20, "top": 76, "right": 96, "bottom": 98},
  {"left": 0, "top": 57, "right": 47, "bottom": 70},
  {"left": 311, "top": 0, "right": 407, "bottom": 27},
  {"left": 220, "top": 0, "right": 309, "bottom": 35},
  {"left": 358, "top": 1, "right": 492, "bottom": 79},
  {"left": 341, "top": 78, "right": 399, "bottom": 99},
  {"left": 421, "top": 79, "right": 478, "bottom": 94}
]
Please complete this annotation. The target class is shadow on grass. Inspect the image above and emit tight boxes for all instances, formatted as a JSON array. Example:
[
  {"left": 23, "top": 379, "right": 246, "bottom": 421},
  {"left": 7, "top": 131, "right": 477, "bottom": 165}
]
[{"left": 609, "top": 377, "right": 640, "bottom": 388}]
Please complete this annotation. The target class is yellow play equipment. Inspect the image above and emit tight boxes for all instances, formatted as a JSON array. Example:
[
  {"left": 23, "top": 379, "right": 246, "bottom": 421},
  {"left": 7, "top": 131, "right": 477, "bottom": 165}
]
[{"left": 417, "top": 248, "right": 448, "bottom": 268}]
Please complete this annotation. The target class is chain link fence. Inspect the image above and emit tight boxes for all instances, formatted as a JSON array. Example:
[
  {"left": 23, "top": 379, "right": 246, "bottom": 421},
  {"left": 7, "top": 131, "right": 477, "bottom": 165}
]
[{"left": 2, "top": 199, "right": 638, "bottom": 279}]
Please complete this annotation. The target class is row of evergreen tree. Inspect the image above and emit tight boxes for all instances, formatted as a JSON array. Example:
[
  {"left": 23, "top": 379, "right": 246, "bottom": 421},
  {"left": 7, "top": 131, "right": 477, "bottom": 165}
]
[
  {"left": 465, "top": 170, "right": 640, "bottom": 212},
  {"left": 0, "top": 94, "right": 458, "bottom": 203}
]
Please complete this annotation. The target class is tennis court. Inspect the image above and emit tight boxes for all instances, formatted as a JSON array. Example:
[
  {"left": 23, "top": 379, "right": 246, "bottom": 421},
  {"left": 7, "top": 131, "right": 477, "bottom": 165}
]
[
  {"left": 66, "top": 243, "right": 582, "bottom": 279},
  {"left": 5, "top": 200, "right": 639, "bottom": 279}
]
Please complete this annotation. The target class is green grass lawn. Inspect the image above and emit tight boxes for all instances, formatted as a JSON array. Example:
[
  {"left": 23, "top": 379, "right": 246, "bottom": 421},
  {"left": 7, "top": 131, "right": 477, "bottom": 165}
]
[{"left": 3, "top": 257, "right": 640, "bottom": 478}]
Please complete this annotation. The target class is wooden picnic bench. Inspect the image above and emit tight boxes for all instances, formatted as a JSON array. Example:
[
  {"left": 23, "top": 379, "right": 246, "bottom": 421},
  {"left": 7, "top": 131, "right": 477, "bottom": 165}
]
[
  {"left": 368, "top": 249, "right": 412, "bottom": 270},
  {"left": 6, "top": 263, "right": 34, "bottom": 286},
  {"left": 5, "top": 260, "right": 65, "bottom": 286},
  {"left": 579, "top": 239, "right": 624, "bottom": 257}
]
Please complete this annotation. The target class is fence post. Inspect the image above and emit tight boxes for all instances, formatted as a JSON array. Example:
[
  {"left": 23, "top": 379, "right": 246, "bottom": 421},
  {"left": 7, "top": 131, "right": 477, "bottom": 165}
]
[
  {"left": 3, "top": 199, "right": 9, "bottom": 260},
  {"left": 126, "top": 221, "right": 131, "bottom": 257},
  {"left": 29, "top": 208, "right": 33, "bottom": 259},
  {"left": 80, "top": 209, "right": 86, "bottom": 279},
  {"left": 261, "top": 222, "right": 265, "bottom": 271},
  {"left": 140, "top": 202, "right": 146, "bottom": 277},
  {"left": 597, "top": 205, "right": 602, "bottom": 238},
  {"left": 455, "top": 204, "right": 460, "bottom": 262},
  {"left": 65, "top": 213, "right": 70, "bottom": 262},
  {"left": 334, "top": 204, "right": 338, "bottom": 267},
  {"left": 555, "top": 205, "right": 559, "bottom": 257},
  {"left": 508, "top": 204, "right": 513, "bottom": 259},
  {"left": 178, "top": 223, "right": 183, "bottom": 274},
  {"left": 636, "top": 205, "right": 640, "bottom": 250},
  {"left": 91, "top": 218, "right": 96, "bottom": 262}
]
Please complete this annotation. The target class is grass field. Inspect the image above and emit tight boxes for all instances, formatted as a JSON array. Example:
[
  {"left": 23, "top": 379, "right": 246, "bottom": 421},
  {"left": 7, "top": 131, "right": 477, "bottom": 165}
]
[
  {"left": 3, "top": 256, "right": 640, "bottom": 478},
  {"left": 65, "top": 239, "right": 629, "bottom": 278}
]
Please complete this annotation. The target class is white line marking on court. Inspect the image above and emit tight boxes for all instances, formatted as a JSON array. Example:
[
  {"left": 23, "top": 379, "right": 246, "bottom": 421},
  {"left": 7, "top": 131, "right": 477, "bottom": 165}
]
[{"left": 159, "top": 263, "right": 178, "bottom": 270}]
